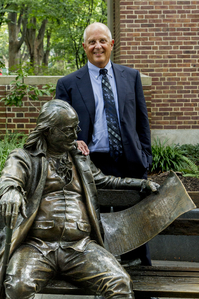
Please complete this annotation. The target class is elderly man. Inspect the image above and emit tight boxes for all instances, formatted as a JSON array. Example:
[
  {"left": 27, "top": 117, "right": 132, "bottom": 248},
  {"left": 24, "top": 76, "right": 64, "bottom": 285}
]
[
  {"left": 56, "top": 22, "right": 153, "bottom": 267},
  {"left": 0, "top": 100, "right": 159, "bottom": 299}
]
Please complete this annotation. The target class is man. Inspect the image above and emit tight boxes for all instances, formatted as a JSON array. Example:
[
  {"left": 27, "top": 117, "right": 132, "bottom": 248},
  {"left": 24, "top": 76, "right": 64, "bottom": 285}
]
[
  {"left": 56, "top": 22, "right": 152, "bottom": 265},
  {"left": 0, "top": 100, "right": 159, "bottom": 299}
]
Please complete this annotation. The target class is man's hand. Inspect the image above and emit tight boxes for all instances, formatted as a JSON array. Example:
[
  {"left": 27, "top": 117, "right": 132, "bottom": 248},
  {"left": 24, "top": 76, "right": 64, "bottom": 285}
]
[
  {"left": 0, "top": 188, "right": 27, "bottom": 229},
  {"left": 77, "top": 140, "right": 90, "bottom": 156},
  {"left": 141, "top": 180, "right": 160, "bottom": 192}
]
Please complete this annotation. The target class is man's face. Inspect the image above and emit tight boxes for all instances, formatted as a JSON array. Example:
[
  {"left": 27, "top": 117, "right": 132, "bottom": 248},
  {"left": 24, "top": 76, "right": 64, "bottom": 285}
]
[
  {"left": 83, "top": 24, "right": 114, "bottom": 69},
  {"left": 46, "top": 111, "right": 79, "bottom": 154}
]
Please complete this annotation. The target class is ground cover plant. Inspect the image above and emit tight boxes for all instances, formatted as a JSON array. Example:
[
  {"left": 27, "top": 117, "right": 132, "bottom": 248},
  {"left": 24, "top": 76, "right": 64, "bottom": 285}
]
[
  {"left": 0, "top": 132, "right": 27, "bottom": 175},
  {"left": 149, "top": 138, "right": 199, "bottom": 191},
  {"left": 150, "top": 138, "right": 195, "bottom": 174}
]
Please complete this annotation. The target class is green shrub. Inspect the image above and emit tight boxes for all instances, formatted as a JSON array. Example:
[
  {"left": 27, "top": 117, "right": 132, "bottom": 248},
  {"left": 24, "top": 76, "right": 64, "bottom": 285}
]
[
  {"left": 0, "top": 132, "right": 27, "bottom": 175},
  {"left": 179, "top": 156, "right": 199, "bottom": 178},
  {"left": 151, "top": 138, "right": 193, "bottom": 173},
  {"left": 1, "top": 68, "right": 56, "bottom": 107},
  {"left": 178, "top": 143, "right": 199, "bottom": 165}
]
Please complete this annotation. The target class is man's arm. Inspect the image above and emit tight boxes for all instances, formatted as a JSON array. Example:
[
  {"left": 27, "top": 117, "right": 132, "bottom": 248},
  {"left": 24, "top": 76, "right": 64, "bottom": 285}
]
[
  {"left": 135, "top": 71, "right": 152, "bottom": 164},
  {"left": 0, "top": 148, "right": 31, "bottom": 229},
  {"left": 90, "top": 160, "right": 159, "bottom": 192}
]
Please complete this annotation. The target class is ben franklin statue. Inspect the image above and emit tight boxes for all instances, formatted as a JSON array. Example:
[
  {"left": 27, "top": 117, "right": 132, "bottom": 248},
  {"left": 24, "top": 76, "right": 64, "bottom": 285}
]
[{"left": 0, "top": 100, "right": 159, "bottom": 299}]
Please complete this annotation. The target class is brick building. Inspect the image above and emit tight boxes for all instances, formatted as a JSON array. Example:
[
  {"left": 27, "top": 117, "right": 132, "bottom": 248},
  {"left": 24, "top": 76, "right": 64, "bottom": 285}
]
[{"left": 108, "top": 0, "right": 199, "bottom": 144}]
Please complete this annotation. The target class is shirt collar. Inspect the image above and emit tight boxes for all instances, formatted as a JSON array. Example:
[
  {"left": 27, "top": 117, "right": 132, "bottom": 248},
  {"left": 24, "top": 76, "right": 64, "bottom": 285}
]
[
  {"left": 28, "top": 148, "right": 46, "bottom": 157},
  {"left": 88, "top": 60, "right": 112, "bottom": 79}
]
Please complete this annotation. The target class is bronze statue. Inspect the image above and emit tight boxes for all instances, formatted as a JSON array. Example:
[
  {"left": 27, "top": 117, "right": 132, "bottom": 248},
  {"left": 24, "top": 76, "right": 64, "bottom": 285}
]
[{"left": 0, "top": 99, "right": 159, "bottom": 299}]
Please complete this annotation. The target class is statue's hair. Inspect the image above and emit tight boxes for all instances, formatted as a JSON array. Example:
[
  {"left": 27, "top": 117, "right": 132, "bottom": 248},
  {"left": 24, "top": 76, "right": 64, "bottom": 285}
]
[
  {"left": 24, "top": 99, "right": 76, "bottom": 152},
  {"left": 83, "top": 22, "right": 112, "bottom": 43}
]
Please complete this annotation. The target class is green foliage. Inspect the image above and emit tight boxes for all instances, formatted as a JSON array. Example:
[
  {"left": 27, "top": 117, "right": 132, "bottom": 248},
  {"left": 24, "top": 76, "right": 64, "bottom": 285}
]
[
  {"left": 21, "top": 62, "right": 75, "bottom": 76},
  {"left": 50, "top": 0, "right": 107, "bottom": 69},
  {"left": 151, "top": 138, "right": 193, "bottom": 173},
  {"left": 1, "top": 0, "right": 107, "bottom": 73},
  {"left": 0, "top": 131, "right": 26, "bottom": 175},
  {"left": 0, "top": 68, "right": 56, "bottom": 107},
  {"left": 178, "top": 143, "right": 199, "bottom": 165},
  {"left": 180, "top": 157, "right": 199, "bottom": 178},
  {"left": 0, "top": 59, "right": 4, "bottom": 70},
  {"left": 0, "top": 24, "right": 8, "bottom": 66},
  {"left": 176, "top": 148, "right": 199, "bottom": 178}
]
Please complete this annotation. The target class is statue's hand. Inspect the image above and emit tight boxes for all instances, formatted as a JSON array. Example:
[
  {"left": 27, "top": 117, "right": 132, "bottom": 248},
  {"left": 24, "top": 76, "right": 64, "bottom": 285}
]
[
  {"left": 141, "top": 179, "right": 160, "bottom": 192},
  {"left": 0, "top": 188, "right": 27, "bottom": 229},
  {"left": 77, "top": 140, "right": 90, "bottom": 156}
]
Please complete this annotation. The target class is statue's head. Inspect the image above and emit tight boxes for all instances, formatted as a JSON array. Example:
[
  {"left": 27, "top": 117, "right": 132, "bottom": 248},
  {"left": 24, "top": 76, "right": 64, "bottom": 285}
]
[
  {"left": 24, "top": 99, "right": 80, "bottom": 153},
  {"left": 37, "top": 99, "right": 78, "bottom": 128}
]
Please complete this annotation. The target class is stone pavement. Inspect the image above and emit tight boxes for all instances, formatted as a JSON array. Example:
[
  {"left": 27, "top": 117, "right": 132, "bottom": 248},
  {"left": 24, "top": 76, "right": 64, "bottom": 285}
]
[{"left": 34, "top": 260, "right": 199, "bottom": 299}]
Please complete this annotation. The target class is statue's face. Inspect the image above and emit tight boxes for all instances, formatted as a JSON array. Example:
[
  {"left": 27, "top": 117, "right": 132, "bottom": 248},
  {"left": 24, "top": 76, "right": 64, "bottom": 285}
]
[{"left": 46, "top": 109, "right": 79, "bottom": 154}]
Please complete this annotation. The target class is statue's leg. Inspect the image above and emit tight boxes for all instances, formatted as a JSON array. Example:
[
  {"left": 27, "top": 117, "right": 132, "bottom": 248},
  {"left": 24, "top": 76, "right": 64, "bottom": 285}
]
[
  {"left": 59, "top": 242, "right": 135, "bottom": 299},
  {"left": 4, "top": 244, "right": 55, "bottom": 299}
]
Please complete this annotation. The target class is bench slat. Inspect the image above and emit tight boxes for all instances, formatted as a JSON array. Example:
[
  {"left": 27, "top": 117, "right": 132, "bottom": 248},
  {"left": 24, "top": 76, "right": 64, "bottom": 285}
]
[
  {"left": 133, "top": 276, "right": 199, "bottom": 298},
  {"left": 40, "top": 276, "right": 199, "bottom": 298},
  {"left": 160, "top": 218, "right": 199, "bottom": 235},
  {"left": 40, "top": 266, "right": 199, "bottom": 297},
  {"left": 97, "top": 189, "right": 199, "bottom": 208}
]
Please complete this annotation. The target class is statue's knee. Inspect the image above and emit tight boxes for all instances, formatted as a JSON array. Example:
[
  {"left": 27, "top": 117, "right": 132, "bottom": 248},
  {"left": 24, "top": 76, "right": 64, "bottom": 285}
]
[
  {"left": 117, "top": 270, "right": 132, "bottom": 288},
  {"left": 5, "top": 275, "right": 36, "bottom": 298},
  {"left": 123, "top": 271, "right": 132, "bottom": 284}
]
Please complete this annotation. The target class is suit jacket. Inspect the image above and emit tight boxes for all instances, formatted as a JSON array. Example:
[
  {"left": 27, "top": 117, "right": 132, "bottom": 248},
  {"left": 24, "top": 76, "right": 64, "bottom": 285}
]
[{"left": 56, "top": 63, "right": 152, "bottom": 178}]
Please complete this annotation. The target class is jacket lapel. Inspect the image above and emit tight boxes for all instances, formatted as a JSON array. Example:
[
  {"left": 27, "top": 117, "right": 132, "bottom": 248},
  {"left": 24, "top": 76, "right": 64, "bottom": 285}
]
[
  {"left": 76, "top": 65, "right": 95, "bottom": 125},
  {"left": 71, "top": 149, "right": 104, "bottom": 247},
  {"left": 112, "top": 63, "right": 127, "bottom": 120}
]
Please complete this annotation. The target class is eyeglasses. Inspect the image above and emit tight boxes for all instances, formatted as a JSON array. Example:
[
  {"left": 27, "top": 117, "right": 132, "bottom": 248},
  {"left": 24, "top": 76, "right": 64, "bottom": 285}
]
[{"left": 51, "top": 124, "right": 81, "bottom": 138}]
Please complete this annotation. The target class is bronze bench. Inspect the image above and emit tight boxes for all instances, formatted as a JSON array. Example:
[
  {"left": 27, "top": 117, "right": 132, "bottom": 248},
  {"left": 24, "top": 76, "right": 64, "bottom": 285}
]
[
  {"left": 38, "top": 189, "right": 199, "bottom": 298},
  {"left": 40, "top": 265, "right": 199, "bottom": 298}
]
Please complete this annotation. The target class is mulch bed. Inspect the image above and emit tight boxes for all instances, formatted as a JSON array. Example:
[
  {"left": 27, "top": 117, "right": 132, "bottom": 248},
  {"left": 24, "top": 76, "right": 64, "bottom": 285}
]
[{"left": 148, "top": 171, "right": 199, "bottom": 192}]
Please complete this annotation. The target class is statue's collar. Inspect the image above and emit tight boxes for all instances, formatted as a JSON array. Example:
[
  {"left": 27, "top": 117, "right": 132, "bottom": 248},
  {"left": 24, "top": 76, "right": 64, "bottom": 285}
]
[{"left": 28, "top": 148, "right": 46, "bottom": 157}]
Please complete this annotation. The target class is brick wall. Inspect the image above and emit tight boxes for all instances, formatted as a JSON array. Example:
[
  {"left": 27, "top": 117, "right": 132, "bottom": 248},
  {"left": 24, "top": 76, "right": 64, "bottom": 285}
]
[
  {"left": 113, "top": 0, "right": 121, "bottom": 62},
  {"left": 0, "top": 92, "right": 49, "bottom": 136},
  {"left": 0, "top": 75, "right": 152, "bottom": 136},
  {"left": 0, "top": 76, "right": 58, "bottom": 136},
  {"left": 112, "top": 0, "right": 199, "bottom": 130}
]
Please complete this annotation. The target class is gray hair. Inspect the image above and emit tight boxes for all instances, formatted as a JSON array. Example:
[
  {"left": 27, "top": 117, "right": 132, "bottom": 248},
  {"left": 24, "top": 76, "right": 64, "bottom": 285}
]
[{"left": 83, "top": 22, "right": 112, "bottom": 43}]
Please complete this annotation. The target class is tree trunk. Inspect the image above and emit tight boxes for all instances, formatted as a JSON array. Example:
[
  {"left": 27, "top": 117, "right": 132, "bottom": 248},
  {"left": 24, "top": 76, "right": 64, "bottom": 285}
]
[
  {"left": 25, "top": 17, "right": 36, "bottom": 67},
  {"left": 25, "top": 18, "right": 47, "bottom": 73},
  {"left": 43, "top": 30, "right": 51, "bottom": 66},
  {"left": 8, "top": 6, "right": 27, "bottom": 71}
]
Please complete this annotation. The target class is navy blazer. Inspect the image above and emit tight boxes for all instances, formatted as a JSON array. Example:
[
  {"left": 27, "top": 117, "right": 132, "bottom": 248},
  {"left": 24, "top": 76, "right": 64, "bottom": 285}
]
[{"left": 56, "top": 63, "right": 152, "bottom": 178}]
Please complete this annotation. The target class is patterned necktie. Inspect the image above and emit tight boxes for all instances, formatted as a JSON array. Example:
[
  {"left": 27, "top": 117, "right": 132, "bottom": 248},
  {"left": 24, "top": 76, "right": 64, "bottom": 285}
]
[{"left": 99, "top": 68, "right": 123, "bottom": 161}]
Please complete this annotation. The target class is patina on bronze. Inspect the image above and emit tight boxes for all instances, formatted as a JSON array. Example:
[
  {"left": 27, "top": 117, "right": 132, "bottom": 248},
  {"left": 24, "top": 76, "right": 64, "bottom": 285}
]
[
  {"left": 101, "top": 171, "right": 196, "bottom": 256},
  {"left": 0, "top": 227, "right": 12, "bottom": 298},
  {"left": 0, "top": 99, "right": 160, "bottom": 299}
]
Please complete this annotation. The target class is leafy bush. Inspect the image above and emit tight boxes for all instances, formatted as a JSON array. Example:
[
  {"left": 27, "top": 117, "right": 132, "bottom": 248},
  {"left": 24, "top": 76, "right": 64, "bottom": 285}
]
[
  {"left": 151, "top": 138, "right": 193, "bottom": 173},
  {"left": 1, "top": 68, "right": 56, "bottom": 107},
  {"left": 180, "top": 158, "right": 199, "bottom": 178},
  {"left": 0, "top": 132, "right": 27, "bottom": 175},
  {"left": 178, "top": 143, "right": 199, "bottom": 165},
  {"left": 21, "top": 62, "right": 75, "bottom": 76}
]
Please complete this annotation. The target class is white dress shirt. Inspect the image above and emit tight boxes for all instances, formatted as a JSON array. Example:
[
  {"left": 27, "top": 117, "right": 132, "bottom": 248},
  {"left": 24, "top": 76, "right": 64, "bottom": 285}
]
[{"left": 87, "top": 60, "right": 120, "bottom": 153}]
